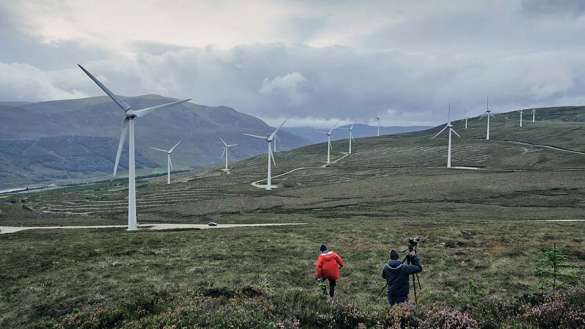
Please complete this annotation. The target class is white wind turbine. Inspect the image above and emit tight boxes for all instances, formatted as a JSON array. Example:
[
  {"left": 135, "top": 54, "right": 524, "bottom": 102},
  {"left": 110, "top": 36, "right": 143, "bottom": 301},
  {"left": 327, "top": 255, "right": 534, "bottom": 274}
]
[
  {"left": 243, "top": 119, "right": 287, "bottom": 190},
  {"left": 519, "top": 109, "right": 523, "bottom": 128},
  {"left": 78, "top": 65, "right": 191, "bottom": 231},
  {"left": 433, "top": 105, "right": 461, "bottom": 168},
  {"left": 219, "top": 137, "right": 238, "bottom": 173},
  {"left": 465, "top": 117, "right": 468, "bottom": 129},
  {"left": 482, "top": 97, "right": 494, "bottom": 141},
  {"left": 323, "top": 123, "right": 338, "bottom": 165},
  {"left": 346, "top": 124, "right": 355, "bottom": 154},
  {"left": 151, "top": 140, "right": 182, "bottom": 185},
  {"left": 532, "top": 109, "right": 536, "bottom": 124},
  {"left": 376, "top": 116, "right": 381, "bottom": 136}
]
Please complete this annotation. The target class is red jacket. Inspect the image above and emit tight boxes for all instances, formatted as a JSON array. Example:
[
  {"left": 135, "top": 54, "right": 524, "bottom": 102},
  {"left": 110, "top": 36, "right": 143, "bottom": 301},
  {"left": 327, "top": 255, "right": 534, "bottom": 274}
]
[{"left": 315, "top": 251, "right": 344, "bottom": 280}]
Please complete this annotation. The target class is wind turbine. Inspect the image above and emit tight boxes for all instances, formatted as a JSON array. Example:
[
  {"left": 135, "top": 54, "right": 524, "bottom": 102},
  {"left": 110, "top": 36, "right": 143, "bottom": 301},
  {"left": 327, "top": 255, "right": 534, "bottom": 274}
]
[
  {"left": 346, "top": 124, "right": 355, "bottom": 154},
  {"left": 465, "top": 117, "right": 468, "bottom": 129},
  {"left": 219, "top": 137, "right": 238, "bottom": 173},
  {"left": 482, "top": 97, "right": 493, "bottom": 141},
  {"left": 243, "top": 119, "right": 287, "bottom": 190},
  {"left": 324, "top": 123, "right": 338, "bottom": 165},
  {"left": 78, "top": 64, "right": 191, "bottom": 231},
  {"left": 532, "top": 109, "right": 536, "bottom": 124},
  {"left": 151, "top": 140, "right": 182, "bottom": 185},
  {"left": 376, "top": 116, "right": 381, "bottom": 136},
  {"left": 433, "top": 105, "right": 461, "bottom": 168},
  {"left": 519, "top": 109, "right": 523, "bottom": 128}
]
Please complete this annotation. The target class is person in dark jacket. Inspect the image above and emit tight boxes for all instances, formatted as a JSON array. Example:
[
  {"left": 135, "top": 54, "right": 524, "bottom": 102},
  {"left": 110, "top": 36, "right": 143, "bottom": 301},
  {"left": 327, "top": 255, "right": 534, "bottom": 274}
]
[{"left": 382, "top": 249, "right": 422, "bottom": 305}]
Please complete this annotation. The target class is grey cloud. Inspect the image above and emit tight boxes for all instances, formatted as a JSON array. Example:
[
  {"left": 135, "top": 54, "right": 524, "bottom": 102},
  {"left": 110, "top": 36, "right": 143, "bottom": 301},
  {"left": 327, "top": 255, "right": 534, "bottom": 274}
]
[
  {"left": 259, "top": 72, "right": 309, "bottom": 106},
  {"left": 0, "top": 4, "right": 110, "bottom": 70},
  {"left": 3, "top": 1, "right": 585, "bottom": 127},
  {"left": 521, "top": 0, "right": 585, "bottom": 17},
  {"left": 65, "top": 45, "right": 585, "bottom": 126}
]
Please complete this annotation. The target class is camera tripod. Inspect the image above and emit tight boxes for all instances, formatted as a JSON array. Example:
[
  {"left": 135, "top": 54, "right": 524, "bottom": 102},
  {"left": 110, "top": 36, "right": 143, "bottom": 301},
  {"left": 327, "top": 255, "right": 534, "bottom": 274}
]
[{"left": 403, "top": 246, "right": 422, "bottom": 303}]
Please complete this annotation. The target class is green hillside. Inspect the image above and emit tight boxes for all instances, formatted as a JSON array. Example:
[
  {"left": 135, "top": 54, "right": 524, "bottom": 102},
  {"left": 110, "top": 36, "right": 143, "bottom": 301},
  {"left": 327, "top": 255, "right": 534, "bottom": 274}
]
[
  {"left": 0, "top": 95, "right": 308, "bottom": 188},
  {"left": 1, "top": 106, "right": 584, "bottom": 328}
]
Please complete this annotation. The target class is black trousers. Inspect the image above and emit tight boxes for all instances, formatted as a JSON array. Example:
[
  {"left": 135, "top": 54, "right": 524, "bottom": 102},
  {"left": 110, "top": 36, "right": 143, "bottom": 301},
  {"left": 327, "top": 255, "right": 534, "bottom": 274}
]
[
  {"left": 387, "top": 295, "right": 407, "bottom": 305},
  {"left": 321, "top": 279, "right": 336, "bottom": 297}
]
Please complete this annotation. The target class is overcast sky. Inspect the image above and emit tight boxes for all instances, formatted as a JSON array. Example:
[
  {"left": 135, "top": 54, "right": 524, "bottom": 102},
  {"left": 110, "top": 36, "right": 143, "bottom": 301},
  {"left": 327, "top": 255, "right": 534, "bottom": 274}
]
[{"left": 2, "top": 0, "right": 585, "bottom": 127}]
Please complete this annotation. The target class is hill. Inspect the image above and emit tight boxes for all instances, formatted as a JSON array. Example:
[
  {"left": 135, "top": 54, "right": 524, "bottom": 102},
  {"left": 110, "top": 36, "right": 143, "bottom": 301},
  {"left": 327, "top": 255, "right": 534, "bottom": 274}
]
[
  {"left": 0, "top": 95, "right": 308, "bottom": 188},
  {"left": 283, "top": 124, "right": 430, "bottom": 144},
  {"left": 1, "top": 105, "right": 584, "bottom": 328}
]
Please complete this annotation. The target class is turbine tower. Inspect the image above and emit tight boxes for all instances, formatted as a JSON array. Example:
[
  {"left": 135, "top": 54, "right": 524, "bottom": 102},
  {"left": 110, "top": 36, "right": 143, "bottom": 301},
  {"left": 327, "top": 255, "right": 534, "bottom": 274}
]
[
  {"left": 347, "top": 124, "right": 355, "bottom": 154},
  {"left": 376, "top": 116, "right": 381, "bottom": 136},
  {"left": 519, "top": 109, "right": 523, "bottom": 128},
  {"left": 532, "top": 109, "right": 536, "bottom": 123},
  {"left": 433, "top": 105, "right": 461, "bottom": 168},
  {"left": 78, "top": 65, "right": 191, "bottom": 231},
  {"left": 151, "top": 140, "right": 182, "bottom": 185},
  {"left": 219, "top": 137, "right": 238, "bottom": 173},
  {"left": 243, "top": 120, "right": 287, "bottom": 190},
  {"left": 324, "top": 123, "right": 338, "bottom": 165},
  {"left": 465, "top": 117, "right": 468, "bottom": 129},
  {"left": 483, "top": 97, "right": 493, "bottom": 141},
  {"left": 485, "top": 110, "right": 493, "bottom": 140}
]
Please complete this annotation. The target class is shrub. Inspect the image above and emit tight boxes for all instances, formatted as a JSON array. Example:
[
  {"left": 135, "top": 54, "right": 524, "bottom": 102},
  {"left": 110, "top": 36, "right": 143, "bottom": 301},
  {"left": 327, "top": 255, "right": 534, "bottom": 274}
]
[
  {"left": 419, "top": 308, "right": 479, "bottom": 329},
  {"left": 379, "top": 303, "right": 418, "bottom": 329},
  {"left": 520, "top": 296, "right": 585, "bottom": 329}
]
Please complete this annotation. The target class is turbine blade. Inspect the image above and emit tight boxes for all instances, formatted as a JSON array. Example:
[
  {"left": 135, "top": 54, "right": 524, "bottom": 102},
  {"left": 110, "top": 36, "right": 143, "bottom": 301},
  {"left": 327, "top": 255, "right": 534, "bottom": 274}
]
[
  {"left": 326, "top": 122, "right": 339, "bottom": 134},
  {"left": 133, "top": 98, "right": 191, "bottom": 118},
  {"left": 218, "top": 137, "right": 228, "bottom": 147},
  {"left": 270, "top": 119, "right": 288, "bottom": 139},
  {"left": 452, "top": 129, "right": 461, "bottom": 138},
  {"left": 220, "top": 148, "right": 226, "bottom": 159},
  {"left": 169, "top": 157, "right": 174, "bottom": 170},
  {"left": 242, "top": 133, "right": 266, "bottom": 140},
  {"left": 78, "top": 64, "right": 131, "bottom": 111},
  {"left": 169, "top": 139, "right": 182, "bottom": 153},
  {"left": 432, "top": 125, "right": 448, "bottom": 139},
  {"left": 228, "top": 144, "right": 238, "bottom": 147},
  {"left": 150, "top": 147, "right": 168, "bottom": 153},
  {"left": 270, "top": 148, "right": 277, "bottom": 168},
  {"left": 113, "top": 120, "right": 128, "bottom": 176}
]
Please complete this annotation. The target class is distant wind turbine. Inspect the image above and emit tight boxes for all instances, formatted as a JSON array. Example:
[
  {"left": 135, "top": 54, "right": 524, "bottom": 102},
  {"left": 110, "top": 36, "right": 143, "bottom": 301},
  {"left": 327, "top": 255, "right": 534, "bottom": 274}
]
[
  {"left": 532, "top": 109, "right": 536, "bottom": 124},
  {"left": 78, "top": 64, "right": 191, "bottom": 231},
  {"left": 323, "top": 123, "right": 338, "bottom": 165},
  {"left": 243, "top": 119, "right": 287, "bottom": 190},
  {"left": 433, "top": 105, "right": 461, "bottom": 168},
  {"left": 346, "top": 124, "right": 355, "bottom": 155},
  {"left": 482, "top": 97, "right": 493, "bottom": 141},
  {"left": 151, "top": 139, "right": 182, "bottom": 185},
  {"left": 465, "top": 117, "right": 468, "bottom": 129},
  {"left": 219, "top": 137, "right": 238, "bottom": 173},
  {"left": 519, "top": 109, "right": 523, "bottom": 128},
  {"left": 376, "top": 116, "right": 381, "bottom": 136}
]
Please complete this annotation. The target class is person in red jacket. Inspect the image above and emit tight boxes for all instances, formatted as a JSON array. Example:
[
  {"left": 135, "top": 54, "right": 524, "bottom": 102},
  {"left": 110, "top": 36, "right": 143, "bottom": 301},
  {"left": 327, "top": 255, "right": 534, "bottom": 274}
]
[{"left": 315, "top": 244, "right": 344, "bottom": 297}]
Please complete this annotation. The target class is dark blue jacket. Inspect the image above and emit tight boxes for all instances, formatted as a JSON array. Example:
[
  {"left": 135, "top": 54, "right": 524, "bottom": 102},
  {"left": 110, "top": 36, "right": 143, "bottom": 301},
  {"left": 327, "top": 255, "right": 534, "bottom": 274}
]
[{"left": 382, "top": 256, "right": 422, "bottom": 297}]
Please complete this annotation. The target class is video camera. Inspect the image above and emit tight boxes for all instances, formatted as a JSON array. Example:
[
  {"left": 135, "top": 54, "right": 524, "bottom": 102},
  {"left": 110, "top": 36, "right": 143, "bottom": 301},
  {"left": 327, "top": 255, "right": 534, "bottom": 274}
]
[{"left": 407, "top": 237, "right": 421, "bottom": 251}]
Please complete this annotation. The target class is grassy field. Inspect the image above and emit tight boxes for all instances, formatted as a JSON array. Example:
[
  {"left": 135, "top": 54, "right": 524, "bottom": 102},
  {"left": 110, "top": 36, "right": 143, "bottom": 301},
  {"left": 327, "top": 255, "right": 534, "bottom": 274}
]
[{"left": 1, "top": 106, "right": 585, "bottom": 328}]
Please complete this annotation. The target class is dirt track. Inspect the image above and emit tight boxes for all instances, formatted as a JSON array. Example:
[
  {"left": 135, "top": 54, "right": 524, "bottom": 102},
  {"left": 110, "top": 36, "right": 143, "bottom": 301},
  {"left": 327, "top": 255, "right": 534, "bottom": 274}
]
[{"left": 0, "top": 223, "right": 307, "bottom": 235}]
